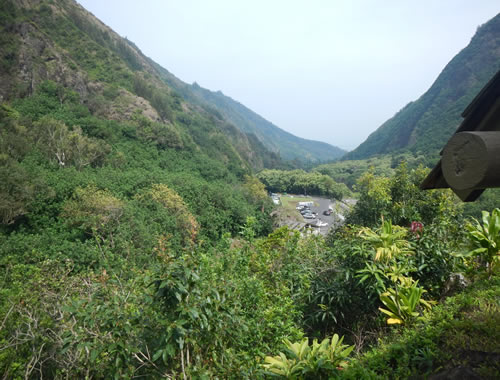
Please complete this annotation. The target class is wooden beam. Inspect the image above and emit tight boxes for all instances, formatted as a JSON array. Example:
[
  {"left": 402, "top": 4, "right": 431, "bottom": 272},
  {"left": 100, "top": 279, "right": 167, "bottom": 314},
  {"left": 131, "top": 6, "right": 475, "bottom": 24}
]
[
  {"left": 441, "top": 131, "right": 500, "bottom": 190},
  {"left": 452, "top": 188, "right": 485, "bottom": 202}
]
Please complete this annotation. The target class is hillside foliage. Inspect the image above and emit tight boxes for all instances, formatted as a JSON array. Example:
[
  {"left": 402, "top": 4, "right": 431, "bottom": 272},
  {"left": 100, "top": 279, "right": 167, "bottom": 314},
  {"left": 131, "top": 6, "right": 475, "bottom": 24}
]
[
  {"left": 0, "top": 1, "right": 499, "bottom": 378},
  {"left": 257, "top": 169, "right": 350, "bottom": 200}
]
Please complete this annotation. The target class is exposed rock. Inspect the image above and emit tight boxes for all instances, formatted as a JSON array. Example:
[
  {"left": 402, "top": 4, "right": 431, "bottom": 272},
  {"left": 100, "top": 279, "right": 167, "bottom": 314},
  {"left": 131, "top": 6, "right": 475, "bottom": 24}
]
[
  {"left": 103, "top": 89, "right": 161, "bottom": 123},
  {"left": 441, "top": 272, "right": 469, "bottom": 300},
  {"left": 16, "top": 22, "right": 90, "bottom": 99}
]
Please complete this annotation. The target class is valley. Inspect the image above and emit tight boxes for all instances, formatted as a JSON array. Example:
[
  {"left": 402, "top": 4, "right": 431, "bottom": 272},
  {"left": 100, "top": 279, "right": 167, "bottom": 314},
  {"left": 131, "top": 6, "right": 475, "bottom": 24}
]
[{"left": 0, "top": 0, "right": 499, "bottom": 379}]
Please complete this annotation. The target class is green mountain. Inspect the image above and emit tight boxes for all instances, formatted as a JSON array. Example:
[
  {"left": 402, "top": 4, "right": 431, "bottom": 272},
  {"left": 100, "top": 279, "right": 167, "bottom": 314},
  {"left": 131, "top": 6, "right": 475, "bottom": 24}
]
[
  {"left": 0, "top": 0, "right": 345, "bottom": 170},
  {"left": 0, "top": 0, "right": 291, "bottom": 244},
  {"left": 0, "top": 0, "right": 345, "bottom": 167},
  {"left": 345, "top": 13, "right": 500, "bottom": 161},
  {"left": 145, "top": 61, "right": 346, "bottom": 163},
  {"left": 0, "top": 0, "right": 292, "bottom": 170}
]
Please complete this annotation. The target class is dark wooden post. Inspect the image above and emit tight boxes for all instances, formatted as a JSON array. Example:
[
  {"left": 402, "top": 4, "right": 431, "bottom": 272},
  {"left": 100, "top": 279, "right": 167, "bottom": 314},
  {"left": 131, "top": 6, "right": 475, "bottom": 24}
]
[{"left": 441, "top": 131, "right": 500, "bottom": 190}]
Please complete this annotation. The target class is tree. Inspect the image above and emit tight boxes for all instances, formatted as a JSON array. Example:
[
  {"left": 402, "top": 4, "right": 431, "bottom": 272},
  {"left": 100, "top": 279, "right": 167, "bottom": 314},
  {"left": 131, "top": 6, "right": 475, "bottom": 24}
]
[
  {"left": 62, "top": 184, "right": 124, "bottom": 244},
  {"left": 136, "top": 184, "right": 199, "bottom": 245},
  {"left": 347, "top": 162, "right": 460, "bottom": 228},
  {"left": 348, "top": 170, "right": 391, "bottom": 227},
  {"left": 35, "top": 117, "right": 110, "bottom": 169},
  {"left": 0, "top": 159, "right": 46, "bottom": 225},
  {"left": 242, "top": 175, "right": 268, "bottom": 205}
]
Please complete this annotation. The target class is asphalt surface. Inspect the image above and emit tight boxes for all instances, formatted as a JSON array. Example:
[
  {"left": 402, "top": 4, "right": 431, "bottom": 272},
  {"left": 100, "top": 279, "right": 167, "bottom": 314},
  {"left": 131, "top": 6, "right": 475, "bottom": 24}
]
[{"left": 305, "top": 197, "right": 336, "bottom": 235}]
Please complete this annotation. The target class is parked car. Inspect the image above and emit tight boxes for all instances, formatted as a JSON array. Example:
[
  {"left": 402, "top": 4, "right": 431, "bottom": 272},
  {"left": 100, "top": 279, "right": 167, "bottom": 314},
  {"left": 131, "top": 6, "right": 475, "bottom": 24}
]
[
  {"left": 303, "top": 214, "right": 316, "bottom": 219},
  {"left": 323, "top": 210, "right": 332, "bottom": 216}
]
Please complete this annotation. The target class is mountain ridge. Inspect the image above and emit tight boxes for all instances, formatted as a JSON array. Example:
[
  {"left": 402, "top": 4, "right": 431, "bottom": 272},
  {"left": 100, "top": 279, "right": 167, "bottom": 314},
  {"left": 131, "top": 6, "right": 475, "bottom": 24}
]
[
  {"left": 345, "top": 13, "right": 500, "bottom": 161},
  {"left": 0, "top": 0, "right": 343, "bottom": 169},
  {"left": 145, "top": 58, "right": 346, "bottom": 163}
]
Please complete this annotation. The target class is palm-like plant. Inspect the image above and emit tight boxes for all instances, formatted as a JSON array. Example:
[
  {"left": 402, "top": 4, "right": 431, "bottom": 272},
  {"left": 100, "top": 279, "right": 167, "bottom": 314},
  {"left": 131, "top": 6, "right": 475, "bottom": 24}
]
[
  {"left": 466, "top": 208, "right": 500, "bottom": 273},
  {"left": 379, "top": 280, "right": 434, "bottom": 325},
  {"left": 262, "top": 335, "right": 354, "bottom": 379},
  {"left": 359, "top": 219, "right": 411, "bottom": 261}
]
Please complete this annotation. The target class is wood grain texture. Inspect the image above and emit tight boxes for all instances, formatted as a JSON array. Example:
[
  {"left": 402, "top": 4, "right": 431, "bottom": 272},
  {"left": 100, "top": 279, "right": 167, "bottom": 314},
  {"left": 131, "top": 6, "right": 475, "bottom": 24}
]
[{"left": 442, "top": 132, "right": 500, "bottom": 190}]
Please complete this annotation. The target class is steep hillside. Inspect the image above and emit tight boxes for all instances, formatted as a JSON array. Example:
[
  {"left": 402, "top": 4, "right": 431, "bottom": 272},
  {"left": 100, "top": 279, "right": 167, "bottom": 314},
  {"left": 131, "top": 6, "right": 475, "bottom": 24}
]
[
  {"left": 345, "top": 13, "right": 500, "bottom": 160},
  {"left": 0, "top": 0, "right": 344, "bottom": 167},
  {"left": 0, "top": 0, "right": 286, "bottom": 241},
  {"left": 148, "top": 61, "right": 346, "bottom": 163},
  {"left": 0, "top": 0, "right": 288, "bottom": 170}
]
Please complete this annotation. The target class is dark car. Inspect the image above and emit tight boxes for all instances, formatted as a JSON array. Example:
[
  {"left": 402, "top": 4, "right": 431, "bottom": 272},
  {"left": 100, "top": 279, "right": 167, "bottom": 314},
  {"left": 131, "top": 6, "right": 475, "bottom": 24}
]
[{"left": 323, "top": 210, "right": 332, "bottom": 216}]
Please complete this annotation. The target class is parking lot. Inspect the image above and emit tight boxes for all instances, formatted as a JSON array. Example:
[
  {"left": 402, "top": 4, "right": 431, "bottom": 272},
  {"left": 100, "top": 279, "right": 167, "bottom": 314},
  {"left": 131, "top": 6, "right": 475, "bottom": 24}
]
[{"left": 274, "top": 194, "right": 354, "bottom": 236}]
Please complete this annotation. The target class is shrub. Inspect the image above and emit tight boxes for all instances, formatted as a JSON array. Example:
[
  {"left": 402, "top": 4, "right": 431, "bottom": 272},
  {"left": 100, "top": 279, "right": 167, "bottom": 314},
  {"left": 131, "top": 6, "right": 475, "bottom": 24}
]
[
  {"left": 261, "top": 334, "right": 354, "bottom": 379},
  {"left": 466, "top": 208, "right": 500, "bottom": 273}
]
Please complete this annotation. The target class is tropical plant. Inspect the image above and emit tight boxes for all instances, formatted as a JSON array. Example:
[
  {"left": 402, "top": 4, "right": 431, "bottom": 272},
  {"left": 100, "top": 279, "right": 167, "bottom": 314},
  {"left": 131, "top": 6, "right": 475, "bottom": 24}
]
[
  {"left": 466, "top": 208, "right": 500, "bottom": 273},
  {"left": 379, "top": 280, "right": 434, "bottom": 325},
  {"left": 357, "top": 218, "right": 436, "bottom": 326},
  {"left": 261, "top": 334, "right": 354, "bottom": 379},
  {"left": 358, "top": 218, "right": 410, "bottom": 262}
]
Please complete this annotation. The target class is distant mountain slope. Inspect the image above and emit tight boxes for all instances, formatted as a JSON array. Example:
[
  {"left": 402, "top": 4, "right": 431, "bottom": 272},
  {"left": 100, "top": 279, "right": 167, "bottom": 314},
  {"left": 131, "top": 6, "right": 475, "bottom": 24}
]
[
  {"left": 0, "top": 0, "right": 279, "bottom": 171},
  {"left": 0, "top": 0, "right": 337, "bottom": 170},
  {"left": 345, "top": 13, "right": 500, "bottom": 161},
  {"left": 148, "top": 62, "right": 346, "bottom": 163}
]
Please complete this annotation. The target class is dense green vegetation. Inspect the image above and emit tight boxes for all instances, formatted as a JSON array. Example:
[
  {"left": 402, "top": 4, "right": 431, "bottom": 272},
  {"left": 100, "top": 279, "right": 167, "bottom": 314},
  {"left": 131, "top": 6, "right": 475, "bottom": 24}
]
[
  {"left": 340, "top": 271, "right": 500, "bottom": 379},
  {"left": 345, "top": 13, "right": 500, "bottom": 161},
  {"left": 2, "top": 102, "right": 498, "bottom": 377},
  {"left": 314, "top": 155, "right": 500, "bottom": 219},
  {"left": 314, "top": 156, "right": 395, "bottom": 190},
  {"left": 0, "top": 78, "right": 279, "bottom": 377},
  {"left": 1, "top": 0, "right": 499, "bottom": 378},
  {"left": 257, "top": 169, "right": 350, "bottom": 199}
]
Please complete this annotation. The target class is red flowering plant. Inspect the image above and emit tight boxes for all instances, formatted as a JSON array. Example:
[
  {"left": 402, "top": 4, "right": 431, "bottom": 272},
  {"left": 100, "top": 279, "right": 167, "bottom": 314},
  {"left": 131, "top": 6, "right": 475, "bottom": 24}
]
[{"left": 411, "top": 221, "right": 423, "bottom": 238}]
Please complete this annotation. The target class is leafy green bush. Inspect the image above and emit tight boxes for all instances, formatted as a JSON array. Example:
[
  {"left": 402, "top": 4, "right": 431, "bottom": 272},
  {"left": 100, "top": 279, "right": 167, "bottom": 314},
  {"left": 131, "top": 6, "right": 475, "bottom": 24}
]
[
  {"left": 347, "top": 162, "right": 460, "bottom": 228},
  {"left": 261, "top": 335, "right": 354, "bottom": 379},
  {"left": 466, "top": 208, "right": 500, "bottom": 273}
]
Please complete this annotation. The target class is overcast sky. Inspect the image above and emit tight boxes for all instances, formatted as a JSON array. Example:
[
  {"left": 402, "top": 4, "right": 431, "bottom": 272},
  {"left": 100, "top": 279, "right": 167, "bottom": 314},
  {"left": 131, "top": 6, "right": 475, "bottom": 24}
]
[{"left": 77, "top": 1, "right": 499, "bottom": 151}]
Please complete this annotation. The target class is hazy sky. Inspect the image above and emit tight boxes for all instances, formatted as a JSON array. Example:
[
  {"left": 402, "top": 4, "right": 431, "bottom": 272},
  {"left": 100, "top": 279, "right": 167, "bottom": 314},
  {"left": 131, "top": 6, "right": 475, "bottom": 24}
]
[{"left": 77, "top": 1, "right": 499, "bottom": 151}]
